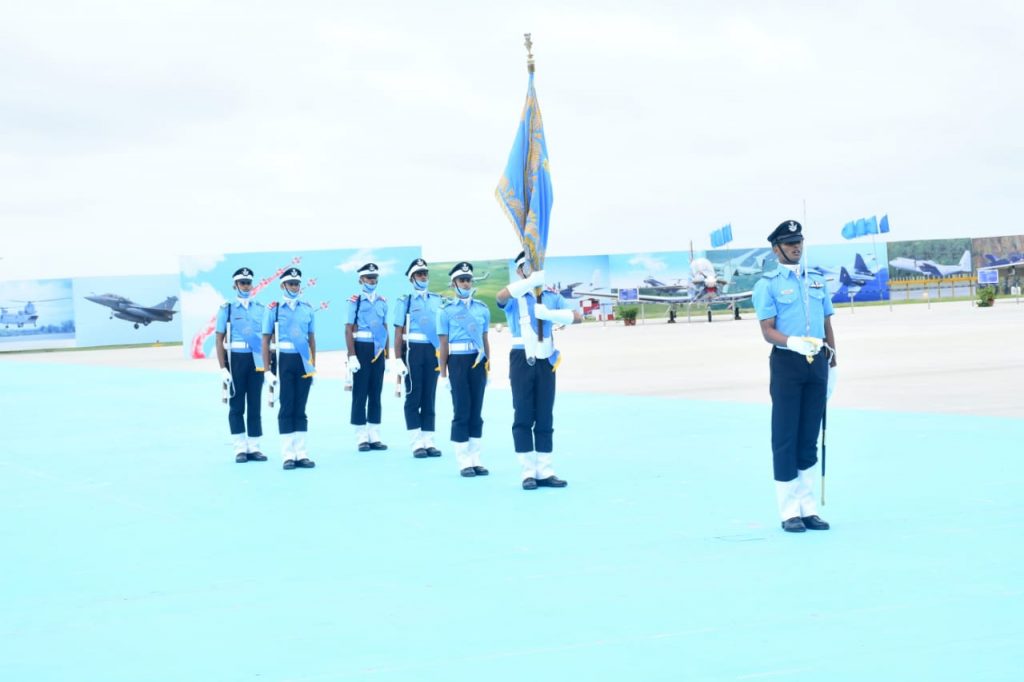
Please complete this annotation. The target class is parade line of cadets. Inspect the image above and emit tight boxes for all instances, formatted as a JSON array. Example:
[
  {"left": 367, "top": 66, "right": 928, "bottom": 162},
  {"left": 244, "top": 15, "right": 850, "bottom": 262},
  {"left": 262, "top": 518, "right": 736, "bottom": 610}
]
[
  {"left": 217, "top": 219, "right": 838, "bottom": 529},
  {"left": 215, "top": 256, "right": 579, "bottom": 490}
]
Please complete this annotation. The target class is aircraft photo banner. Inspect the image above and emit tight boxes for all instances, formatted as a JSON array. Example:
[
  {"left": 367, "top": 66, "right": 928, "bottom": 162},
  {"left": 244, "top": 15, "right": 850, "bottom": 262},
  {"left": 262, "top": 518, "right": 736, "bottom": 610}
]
[{"left": 73, "top": 274, "right": 183, "bottom": 347}]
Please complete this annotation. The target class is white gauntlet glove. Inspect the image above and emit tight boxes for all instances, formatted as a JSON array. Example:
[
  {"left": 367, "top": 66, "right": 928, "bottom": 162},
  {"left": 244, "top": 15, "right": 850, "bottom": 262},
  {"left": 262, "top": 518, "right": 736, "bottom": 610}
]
[
  {"left": 506, "top": 270, "right": 545, "bottom": 298},
  {"left": 265, "top": 371, "right": 278, "bottom": 388},
  {"left": 785, "top": 336, "right": 822, "bottom": 356},
  {"left": 395, "top": 358, "right": 408, "bottom": 377},
  {"left": 534, "top": 303, "right": 575, "bottom": 325},
  {"left": 347, "top": 355, "right": 361, "bottom": 373},
  {"left": 220, "top": 368, "right": 232, "bottom": 384}
]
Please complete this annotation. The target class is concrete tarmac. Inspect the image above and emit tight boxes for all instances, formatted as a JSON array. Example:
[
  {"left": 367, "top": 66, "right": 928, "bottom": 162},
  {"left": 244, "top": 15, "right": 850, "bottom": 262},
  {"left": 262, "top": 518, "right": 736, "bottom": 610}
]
[{"left": 4, "top": 298, "right": 1021, "bottom": 418}]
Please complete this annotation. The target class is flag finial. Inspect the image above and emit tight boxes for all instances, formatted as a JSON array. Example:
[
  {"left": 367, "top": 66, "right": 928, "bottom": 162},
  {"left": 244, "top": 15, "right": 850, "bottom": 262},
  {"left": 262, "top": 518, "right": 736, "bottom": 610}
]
[{"left": 524, "top": 33, "right": 535, "bottom": 73}]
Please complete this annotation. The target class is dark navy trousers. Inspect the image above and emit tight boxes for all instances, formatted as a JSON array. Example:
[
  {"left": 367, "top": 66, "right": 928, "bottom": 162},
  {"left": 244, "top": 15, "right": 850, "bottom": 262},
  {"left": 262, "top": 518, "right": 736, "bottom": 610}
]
[
  {"left": 447, "top": 353, "right": 486, "bottom": 442},
  {"left": 277, "top": 352, "right": 312, "bottom": 434},
  {"left": 351, "top": 340, "right": 385, "bottom": 425},
  {"left": 769, "top": 347, "right": 827, "bottom": 481},
  {"left": 509, "top": 349, "right": 557, "bottom": 453},
  {"left": 403, "top": 342, "right": 439, "bottom": 431},
  {"left": 228, "top": 351, "right": 264, "bottom": 437}
]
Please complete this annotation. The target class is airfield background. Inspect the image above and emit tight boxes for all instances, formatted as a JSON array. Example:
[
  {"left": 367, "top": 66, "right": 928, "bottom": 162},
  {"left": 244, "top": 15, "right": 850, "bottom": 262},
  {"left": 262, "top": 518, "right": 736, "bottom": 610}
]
[{"left": 2, "top": 232, "right": 1022, "bottom": 355}]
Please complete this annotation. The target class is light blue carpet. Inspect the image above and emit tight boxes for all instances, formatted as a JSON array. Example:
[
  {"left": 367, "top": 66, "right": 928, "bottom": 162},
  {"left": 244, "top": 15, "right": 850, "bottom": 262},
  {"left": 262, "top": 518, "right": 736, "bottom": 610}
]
[{"left": 1, "top": 362, "right": 1021, "bottom": 681}]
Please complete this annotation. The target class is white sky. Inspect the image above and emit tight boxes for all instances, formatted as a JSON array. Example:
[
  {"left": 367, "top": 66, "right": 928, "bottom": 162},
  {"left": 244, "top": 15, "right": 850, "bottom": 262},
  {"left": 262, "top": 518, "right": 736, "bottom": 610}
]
[{"left": 2, "top": 0, "right": 1022, "bottom": 280}]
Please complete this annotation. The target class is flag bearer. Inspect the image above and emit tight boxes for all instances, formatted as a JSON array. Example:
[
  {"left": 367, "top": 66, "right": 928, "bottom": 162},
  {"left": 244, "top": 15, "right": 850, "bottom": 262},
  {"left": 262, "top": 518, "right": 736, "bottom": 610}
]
[
  {"left": 753, "top": 220, "right": 837, "bottom": 532},
  {"left": 215, "top": 267, "right": 267, "bottom": 463},
  {"left": 346, "top": 263, "right": 389, "bottom": 452},
  {"left": 393, "top": 258, "right": 444, "bottom": 458},
  {"left": 262, "top": 267, "right": 317, "bottom": 470},
  {"left": 437, "top": 262, "right": 491, "bottom": 478},
  {"left": 496, "top": 251, "right": 581, "bottom": 490}
]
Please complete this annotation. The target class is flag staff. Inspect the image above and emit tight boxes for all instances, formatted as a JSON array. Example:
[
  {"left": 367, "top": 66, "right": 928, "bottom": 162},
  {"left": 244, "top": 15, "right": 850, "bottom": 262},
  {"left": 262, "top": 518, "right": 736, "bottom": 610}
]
[{"left": 524, "top": 33, "right": 534, "bottom": 73}]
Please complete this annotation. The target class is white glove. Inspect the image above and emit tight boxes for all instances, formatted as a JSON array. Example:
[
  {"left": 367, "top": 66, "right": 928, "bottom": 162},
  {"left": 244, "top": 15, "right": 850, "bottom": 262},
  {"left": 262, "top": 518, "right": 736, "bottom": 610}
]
[
  {"left": 348, "top": 355, "right": 361, "bottom": 373},
  {"left": 441, "top": 375, "right": 450, "bottom": 392},
  {"left": 220, "top": 368, "right": 232, "bottom": 384},
  {"left": 265, "top": 371, "right": 278, "bottom": 388},
  {"left": 506, "top": 270, "right": 545, "bottom": 298},
  {"left": 827, "top": 366, "right": 837, "bottom": 400},
  {"left": 395, "top": 358, "right": 408, "bottom": 377},
  {"left": 535, "top": 304, "right": 575, "bottom": 325},
  {"left": 785, "top": 336, "right": 822, "bottom": 356}
]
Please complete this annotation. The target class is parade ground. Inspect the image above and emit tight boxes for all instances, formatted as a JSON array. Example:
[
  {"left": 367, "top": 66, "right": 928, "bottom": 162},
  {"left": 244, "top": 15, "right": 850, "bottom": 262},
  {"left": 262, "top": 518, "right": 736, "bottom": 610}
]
[{"left": 2, "top": 300, "right": 1022, "bottom": 681}]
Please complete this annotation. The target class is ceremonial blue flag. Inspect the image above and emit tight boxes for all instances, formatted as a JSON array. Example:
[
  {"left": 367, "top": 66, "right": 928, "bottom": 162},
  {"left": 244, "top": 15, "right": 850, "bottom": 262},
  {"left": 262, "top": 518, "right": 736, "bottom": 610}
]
[
  {"left": 710, "top": 224, "right": 733, "bottom": 248},
  {"left": 841, "top": 215, "right": 879, "bottom": 239},
  {"left": 496, "top": 71, "right": 553, "bottom": 271},
  {"left": 879, "top": 214, "right": 890, "bottom": 233}
]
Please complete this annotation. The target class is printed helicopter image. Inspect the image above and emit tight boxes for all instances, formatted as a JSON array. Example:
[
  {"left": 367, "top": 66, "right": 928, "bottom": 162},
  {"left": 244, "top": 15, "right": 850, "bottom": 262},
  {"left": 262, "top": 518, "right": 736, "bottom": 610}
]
[{"left": 0, "top": 278, "right": 76, "bottom": 346}]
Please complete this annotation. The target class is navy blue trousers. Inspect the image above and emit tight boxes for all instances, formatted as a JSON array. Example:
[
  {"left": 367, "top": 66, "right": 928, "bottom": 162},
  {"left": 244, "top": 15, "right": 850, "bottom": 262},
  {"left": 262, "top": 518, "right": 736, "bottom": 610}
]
[
  {"left": 769, "top": 347, "right": 827, "bottom": 481},
  {"left": 447, "top": 353, "right": 486, "bottom": 442},
  {"left": 277, "top": 352, "right": 312, "bottom": 434},
  {"left": 509, "top": 349, "right": 556, "bottom": 453},
  {"left": 351, "top": 340, "right": 385, "bottom": 425},
  {"left": 228, "top": 351, "right": 264, "bottom": 437},
  {"left": 403, "top": 342, "right": 439, "bottom": 431}
]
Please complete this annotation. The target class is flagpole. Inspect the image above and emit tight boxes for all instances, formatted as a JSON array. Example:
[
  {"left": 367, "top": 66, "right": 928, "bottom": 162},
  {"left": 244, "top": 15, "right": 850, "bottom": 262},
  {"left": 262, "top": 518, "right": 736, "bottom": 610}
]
[{"left": 524, "top": 33, "right": 544, "bottom": 343}]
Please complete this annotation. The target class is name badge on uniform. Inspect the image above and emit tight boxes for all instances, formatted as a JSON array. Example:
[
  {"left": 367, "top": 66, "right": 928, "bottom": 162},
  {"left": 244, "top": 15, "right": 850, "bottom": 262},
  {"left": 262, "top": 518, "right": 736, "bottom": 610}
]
[
  {"left": 781, "top": 288, "right": 795, "bottom": 295},
  {"left": 810, "top": 282, "right": 824, "bottom": 289}
]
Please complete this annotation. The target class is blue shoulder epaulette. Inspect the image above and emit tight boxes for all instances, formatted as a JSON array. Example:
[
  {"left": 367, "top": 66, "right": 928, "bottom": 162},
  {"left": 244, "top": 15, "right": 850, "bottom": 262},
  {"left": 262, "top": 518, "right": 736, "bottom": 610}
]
[
  {"left": 348, "top": 294, "right": 360, "bottom": 303},
  {"left": 220, "top": 301, "right": 230, "bottom": 309},
  {"left": 268, "top": 301, "right": 279, "bottom": 309},
  {"left": 763, "top": 270, "right": 781, "bottom": 279}
]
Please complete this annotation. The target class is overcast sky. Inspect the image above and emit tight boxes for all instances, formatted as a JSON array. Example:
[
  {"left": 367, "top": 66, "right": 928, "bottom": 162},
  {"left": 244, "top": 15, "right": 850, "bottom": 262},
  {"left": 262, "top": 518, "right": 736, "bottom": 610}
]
[{"left": 2, "top": 0, "right": 1022, "bottom": 280}]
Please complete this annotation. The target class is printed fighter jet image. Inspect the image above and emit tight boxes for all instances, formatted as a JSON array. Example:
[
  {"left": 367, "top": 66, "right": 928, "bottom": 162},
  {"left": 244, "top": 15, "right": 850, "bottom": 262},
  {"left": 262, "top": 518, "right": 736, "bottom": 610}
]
[{"left": 85, "top": 293, "right": 179, "bottom": 329}]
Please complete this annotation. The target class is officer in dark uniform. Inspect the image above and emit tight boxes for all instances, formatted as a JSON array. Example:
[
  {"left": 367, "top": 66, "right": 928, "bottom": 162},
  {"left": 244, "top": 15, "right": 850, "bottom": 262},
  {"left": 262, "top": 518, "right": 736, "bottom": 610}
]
[
  {"left": 496, "top": 251, "right": 582, "bottom": 490},
  {"left": 753, "top": 221, "right": 837, "bottom": 532},
  {"left": 437, "top": 262, "right": 491, "bottom": 477},
  {"left": 393, "top": 258, "right": 443, "bottom": 458},
  {"left": 261, "top": 267, "right": 317, "bottom": 470},
  {"left": 346, "top": 263, "right": 389, "bottom": 452},
  {"left": 215, "top": 267, "right": 267, "bottom": 463}
]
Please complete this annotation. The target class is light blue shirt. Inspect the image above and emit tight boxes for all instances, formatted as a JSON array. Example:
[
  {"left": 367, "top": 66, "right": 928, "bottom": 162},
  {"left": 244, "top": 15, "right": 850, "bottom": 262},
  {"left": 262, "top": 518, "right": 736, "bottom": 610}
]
[
  {"left": 502, "top": 289, "right": 571, "bottom": 348},
  {"left": 215, "top": 300, "right": 266, "bottom": 350},
  {"left": 261, "top": 300, "right": 315, "bottom": 354},
  {"left": 753, "top": 267, "right": 833, "bottom": 339},
  {"left": 437, "top": 298, "right": 490, "bottom": 355},
  {"left": 392, "top": 291, "right": 442, "bottom": 347}
]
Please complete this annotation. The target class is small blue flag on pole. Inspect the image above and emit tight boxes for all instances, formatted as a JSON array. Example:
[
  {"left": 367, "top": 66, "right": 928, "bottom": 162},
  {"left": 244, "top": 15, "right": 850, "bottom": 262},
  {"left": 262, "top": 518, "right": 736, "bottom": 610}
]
[
  {"left": 495, "top": 53, "right": 552, "bottom": 273},
  {"left": 710, "top": 224, "right": 733, "bottom": 248},
  {"left": 841, "top": 215, "right": 879, "bottom": 239},
  {"left": 879, "top": 214, "right": 890, "bottom": 233}
]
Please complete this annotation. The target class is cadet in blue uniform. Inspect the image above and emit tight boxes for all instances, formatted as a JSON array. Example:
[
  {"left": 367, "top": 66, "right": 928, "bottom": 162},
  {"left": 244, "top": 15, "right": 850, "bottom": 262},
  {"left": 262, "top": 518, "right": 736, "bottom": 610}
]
[
  {"left": 262, "top": 267, "right": 317, "bottom": 470},
  {"left": 346, "top": 263, "right": 389, "bottom": 452},
  {"left": 437, "top": 262, "right": 491, "bottom": 477},
  {"left": 215, "top": 267, "right": 267, "bottom": 463},
  {"left": 753, "top": 221, "right": 837, "bottom": 532},
  {"left": 496, "top": 251, "right": 582, "bottom": 490},
  {"left": 393, "top": 258, "right": 443, "bottom": 458}
]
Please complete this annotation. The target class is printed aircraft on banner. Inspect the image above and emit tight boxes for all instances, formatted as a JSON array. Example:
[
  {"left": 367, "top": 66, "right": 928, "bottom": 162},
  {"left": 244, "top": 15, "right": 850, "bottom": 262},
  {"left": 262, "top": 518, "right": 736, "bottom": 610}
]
[
  {"left": 85, "top": 293, "right": 179, "bottom": 329},
  {"left": 981, "top": 252, "right": 1024, "bottom": 269},
  {"left": 889, "top": 250, "right": 972, "bottom": 277},
  {"left": 0, "top": 298, "right": 68, "bottom": 328},
  {"left": 565, "top": 280, "right": 753, "bottom": 322},
  {"left": 714, "top": 248, "right": 772, "bottom": 279}
]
